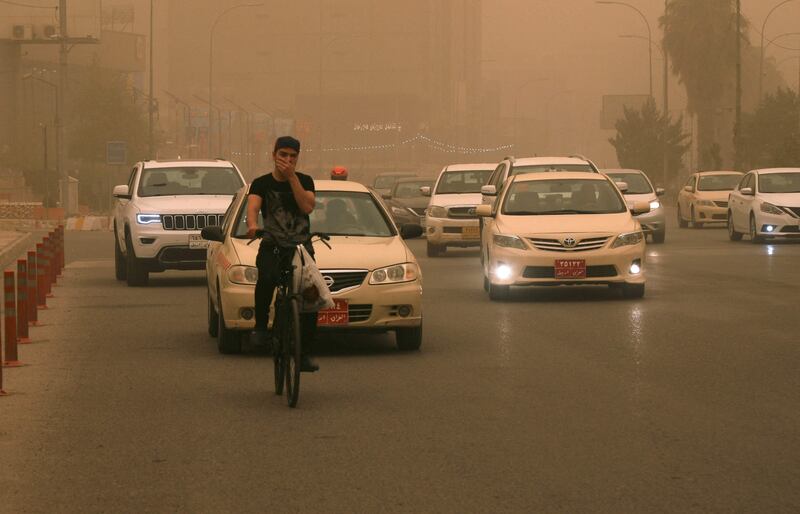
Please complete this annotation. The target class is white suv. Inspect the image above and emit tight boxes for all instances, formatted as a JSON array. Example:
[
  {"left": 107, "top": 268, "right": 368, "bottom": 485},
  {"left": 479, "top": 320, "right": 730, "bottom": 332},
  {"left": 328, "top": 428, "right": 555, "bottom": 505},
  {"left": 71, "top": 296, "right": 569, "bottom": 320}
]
[{"left": 112, "top": 159, "right": 246, "bottom": 286}]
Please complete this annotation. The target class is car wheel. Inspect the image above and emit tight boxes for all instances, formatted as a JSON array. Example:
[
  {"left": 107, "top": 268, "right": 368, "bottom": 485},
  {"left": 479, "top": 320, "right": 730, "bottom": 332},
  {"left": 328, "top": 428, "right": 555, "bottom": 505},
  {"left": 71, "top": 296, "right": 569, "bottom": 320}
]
[
  {"left": 677, "top": 205, "right": 689, "bottom": 228},
  {"left": 622, "top": 283, "right": 645, "bottom": 299},
  {"left": 208, "top": 290, "right": 219, "bottom": 337},
  {"left": 426, "top": 242, "right": 445, "bottom": 257},
  {"left": 396, "top": 323, "right": 422, "bottom": 352},
  {"left": 125, "top": 231, "right": 149, "bottom": 287},
  {"left": 691, "top": 206, "right": 703, "bottom": 229},
  {"left": 114, "top": 224, "right": 127, "bottom": 281},
  {"left": 651, "top": 230, "right": 666, "bottom": 244},
  {"left": 749, "top": 213, "right": 764, "bottom": 244},
  {"left": 217, "top": 285, "right": 242, "bottom": 354},
  {"left": 488, "top": 281, "right": 510, "bottom": 301},
  {"left": 728, "top": 211, "right": 743, "bottom": 241}
]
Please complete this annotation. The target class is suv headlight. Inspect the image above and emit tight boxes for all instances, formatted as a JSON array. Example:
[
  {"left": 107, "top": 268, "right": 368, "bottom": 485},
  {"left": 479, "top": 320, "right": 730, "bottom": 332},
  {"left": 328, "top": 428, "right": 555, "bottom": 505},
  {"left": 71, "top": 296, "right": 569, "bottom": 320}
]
[
  {"left": 136, "top": 213, "right": 162, "bottom": 224},
  {"left": 369, "top": 263, "right": 419, "bottom": 285},
  {"left": 427, "top": 206, "right": 447, "bottom": 218},
  {"left": 611, "top": 231, "right": 644, "bottom": 248},
  {"left": 649, "top": 200, "right": 661, "bottom": 210},
  {"left": 493, "top": 234, "right": 527, "bottom": 250},
  {"left": 760, "top": 202, "right": 784, "bottom": 215},
  {"left": 696, "top": 200, "right": 715, "bottom": 207},
  {"left": 227, "top": 265, "right": 258, "bottom": 285}
]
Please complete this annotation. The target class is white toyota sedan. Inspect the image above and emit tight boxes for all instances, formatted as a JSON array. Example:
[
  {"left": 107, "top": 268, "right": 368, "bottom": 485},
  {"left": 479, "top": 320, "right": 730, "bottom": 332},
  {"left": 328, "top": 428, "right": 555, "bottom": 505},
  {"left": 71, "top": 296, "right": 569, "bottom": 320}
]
[
  {"left": 477, "top": 172, "right": 650, "bottom": 300},
  {"left": 728, "top": 168, "right": 800, "bottom": 243},
  {"left": 202, "top": 180, "right": 424, "bottom": 354}
]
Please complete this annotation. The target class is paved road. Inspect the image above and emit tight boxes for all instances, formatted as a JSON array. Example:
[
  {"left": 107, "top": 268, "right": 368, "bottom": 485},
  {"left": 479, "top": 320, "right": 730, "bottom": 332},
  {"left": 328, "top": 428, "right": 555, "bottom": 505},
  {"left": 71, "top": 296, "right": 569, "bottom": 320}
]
[{"left": 2, "top": 217, "right": 799, "bottom": 513}]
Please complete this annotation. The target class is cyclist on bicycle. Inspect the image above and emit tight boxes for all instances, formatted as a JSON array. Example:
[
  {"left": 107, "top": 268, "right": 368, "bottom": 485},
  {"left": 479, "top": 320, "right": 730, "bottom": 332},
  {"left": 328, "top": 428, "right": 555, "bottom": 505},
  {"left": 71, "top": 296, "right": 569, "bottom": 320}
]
[{"left": 247, "top": 136, "right": 319, "bottom": 372}]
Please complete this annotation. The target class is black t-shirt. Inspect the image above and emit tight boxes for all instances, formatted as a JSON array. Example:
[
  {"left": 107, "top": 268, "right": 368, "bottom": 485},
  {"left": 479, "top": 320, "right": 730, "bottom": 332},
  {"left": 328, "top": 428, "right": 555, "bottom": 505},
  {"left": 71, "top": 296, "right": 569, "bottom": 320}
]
[{"left": 248, "top": 172, "right": 315, "bottom": 248}]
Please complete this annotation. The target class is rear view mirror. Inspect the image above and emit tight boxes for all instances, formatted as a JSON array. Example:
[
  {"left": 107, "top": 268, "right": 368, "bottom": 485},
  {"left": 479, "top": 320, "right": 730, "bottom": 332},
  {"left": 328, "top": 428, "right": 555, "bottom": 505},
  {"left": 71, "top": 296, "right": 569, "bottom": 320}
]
[
  {"left": 382, "top": 192, "right": 392, "bottom": 200},
  {"left": 400, "top": 224, "right": 423, "bottom": 239},
  {"left": 683, "top": 185, "right": 693, "bottom": 192},
  {"left": 481, "top": 185, "right": 497, "bottom": 196},
  {"left": 656, "top": 187, "right": 666, "bottom": 196},
  {"left": 201, "top": 225, "right": 224, "bottom": 243},
  {"left": 420, "top": 186, "right": 431, "bottom": 197},
  {"left": 615, "top": 181, "right": 629, "bottom": 193},
  {"left": 112, "top": 184, "right": 131, "bottom": 199},
  {"left": 475, "top": 205, "right": 493, "bottom": 217},
  {"left": 740, "top": 187, "right": 754, "bottom": 196},
  {"left": 631, "top": 201, "right": 651, "bottom": 216}
]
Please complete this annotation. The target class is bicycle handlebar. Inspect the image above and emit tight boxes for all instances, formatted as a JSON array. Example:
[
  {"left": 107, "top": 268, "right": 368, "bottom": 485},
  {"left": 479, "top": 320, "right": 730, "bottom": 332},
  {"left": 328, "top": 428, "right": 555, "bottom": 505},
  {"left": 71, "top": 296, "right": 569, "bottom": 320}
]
[{"left": 246, "top": 230, "right": 331, "bottom": 248}]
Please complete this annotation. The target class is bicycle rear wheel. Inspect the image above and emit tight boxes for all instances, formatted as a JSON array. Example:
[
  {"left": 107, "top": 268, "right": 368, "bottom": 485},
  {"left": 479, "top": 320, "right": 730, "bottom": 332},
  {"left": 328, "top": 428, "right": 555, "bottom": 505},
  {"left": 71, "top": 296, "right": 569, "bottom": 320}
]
[{"left": 283, "top": 297, "right": 302, "bottom": 408}]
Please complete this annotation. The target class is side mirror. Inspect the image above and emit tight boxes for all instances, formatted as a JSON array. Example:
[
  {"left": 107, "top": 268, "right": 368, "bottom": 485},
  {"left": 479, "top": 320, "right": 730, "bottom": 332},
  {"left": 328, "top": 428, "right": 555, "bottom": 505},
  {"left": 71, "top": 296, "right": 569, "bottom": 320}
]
[
  {"left": 656, "top": 187, "right": 666, "bottom": 197},
  {"left": 631, "top": 200, "right": 651, "bottom": 216},
  {"left": 400, "top": 224, "right": 423, "bottom": 239},
  {"left": 481, "top": 185, "right": 497, "bottom": 196},
  {"left": 475, "top": 204, "right": 493, "bottom": 217},
  {"left": 615, "top": 181, "right": 629, "bottom": 193},
  {"left": 201, "top": 225, "right": 225, "bottom": 243},
  {"left": 740, "top": 187, "right": 754, "bottom": 196},
  {"left": 420, "top": 186, "right": 431, "bottom": 197},
  {"left": 382, "top": 192, "right": 392, "bottom": 200},
  {"left": 683, "top": 185, "right": 693, "bottom": 193},
  {"left": 112, "top": 184, "right": 131, "bottom": 199}
]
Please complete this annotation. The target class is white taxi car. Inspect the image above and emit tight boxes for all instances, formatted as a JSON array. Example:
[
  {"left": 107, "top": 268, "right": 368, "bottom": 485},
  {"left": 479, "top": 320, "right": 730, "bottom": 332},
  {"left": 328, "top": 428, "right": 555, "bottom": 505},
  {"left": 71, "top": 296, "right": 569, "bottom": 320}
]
[
  {"left": 676, "top": 171, "right": 743, "bottom": 228},
  {"left": 477, "top": 172, "right": 650, "bottom": 301},
  {"left": 728, "top": 168, "right": 800, "bottom": 243},
  {"left": 202, "top": 180, "right": 424, "bottom": 354},
  {"left": 422, "top": 163, "right": 495, "bottom": 257}
]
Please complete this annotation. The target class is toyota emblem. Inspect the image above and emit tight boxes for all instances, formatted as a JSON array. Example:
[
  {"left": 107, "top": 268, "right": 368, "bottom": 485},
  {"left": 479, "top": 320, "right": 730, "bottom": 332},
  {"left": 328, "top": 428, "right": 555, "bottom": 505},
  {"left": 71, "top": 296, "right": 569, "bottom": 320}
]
[
  {"left": 323, "top": 275, "right": 334, "bottom": 288},
  {"left": 562, "top": 237, "right": 578, "bottom": 248}
]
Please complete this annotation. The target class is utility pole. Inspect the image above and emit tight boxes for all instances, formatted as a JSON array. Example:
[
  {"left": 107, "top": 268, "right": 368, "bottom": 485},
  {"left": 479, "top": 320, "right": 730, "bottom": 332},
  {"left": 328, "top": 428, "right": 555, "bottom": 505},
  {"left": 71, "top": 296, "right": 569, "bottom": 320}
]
[
  {"left": 58, "top": 0, "right": 68, "bottom": 215},
  {"left": 148, "top": 0, "right": 155, "bottom": 157},
  {"left": 735, "top": 0, "right": 742, "bottom": 169},
  {"left": 663, "top": 0, "right": 670, "bottom": 186}
]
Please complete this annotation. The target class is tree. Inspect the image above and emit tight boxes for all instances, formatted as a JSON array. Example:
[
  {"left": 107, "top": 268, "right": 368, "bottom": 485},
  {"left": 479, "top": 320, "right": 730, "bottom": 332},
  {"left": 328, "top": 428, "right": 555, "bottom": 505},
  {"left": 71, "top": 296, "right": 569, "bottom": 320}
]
[
  {"left": 661, "top": 0, "right": 748, "bottom": 170},
  {"left": 609, "top": 98, "right": 690, "bottom": 187},
  {"left": 736, "top": 88, "right": 800, "bottom": 170}
]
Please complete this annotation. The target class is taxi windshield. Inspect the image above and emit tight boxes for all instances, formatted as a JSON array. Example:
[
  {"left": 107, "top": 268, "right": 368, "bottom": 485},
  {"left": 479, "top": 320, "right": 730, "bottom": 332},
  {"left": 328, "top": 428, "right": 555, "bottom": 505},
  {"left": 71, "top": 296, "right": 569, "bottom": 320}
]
[
  {"left": 697, "top": 174, "right": 742, "bottom": 191},
  {"left": 502, "top": 179, "right": 627, "bottom": 215}
]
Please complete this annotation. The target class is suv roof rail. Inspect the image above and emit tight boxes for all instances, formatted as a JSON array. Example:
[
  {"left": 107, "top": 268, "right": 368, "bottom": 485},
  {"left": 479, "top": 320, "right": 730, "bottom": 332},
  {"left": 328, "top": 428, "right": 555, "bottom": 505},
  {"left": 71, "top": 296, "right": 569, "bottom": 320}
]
[{"left": 502, "top": 155, "right": 516, "bottom": 163}]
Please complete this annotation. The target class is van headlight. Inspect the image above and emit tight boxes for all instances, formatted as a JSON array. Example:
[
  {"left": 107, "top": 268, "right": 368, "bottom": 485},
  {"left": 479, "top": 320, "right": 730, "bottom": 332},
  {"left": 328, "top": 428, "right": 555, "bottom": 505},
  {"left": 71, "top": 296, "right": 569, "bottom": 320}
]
[
  {"left": 760, "top": 202, "right": 784, "bottom": 215},
  {"left": 493, "top": 234, "right": 527, "bottom": 250},
  {"left": 427, "top": 206, "right": 447, "bottom": 218},
  {"left": 611, "top": 231, "right": 644, "bottom": 248},
  {"left": 370, "top": 263, "right": 419, "bottom": 284},
  {"left": 136, "top": 213, "right": 162, "bottom": 224},
  {"left": 227, "top": 265, "right": 259, "bottom": 285}
]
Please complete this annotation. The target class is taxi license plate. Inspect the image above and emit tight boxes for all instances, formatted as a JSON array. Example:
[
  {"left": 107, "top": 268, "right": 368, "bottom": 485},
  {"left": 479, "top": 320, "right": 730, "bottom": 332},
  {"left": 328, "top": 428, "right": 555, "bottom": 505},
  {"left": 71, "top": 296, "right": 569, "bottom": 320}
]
[
  {"left": 318, "top": 299, "right": 349, "bottom": 326},
  {"left": 189, "top": 234, "right": 208, "bottom": 249},
  {"left": 463, "top": 226, "right": 480, "bottom": 238},
  {"left": 555, "top": 259, "right": 586, "bottom": 279}
]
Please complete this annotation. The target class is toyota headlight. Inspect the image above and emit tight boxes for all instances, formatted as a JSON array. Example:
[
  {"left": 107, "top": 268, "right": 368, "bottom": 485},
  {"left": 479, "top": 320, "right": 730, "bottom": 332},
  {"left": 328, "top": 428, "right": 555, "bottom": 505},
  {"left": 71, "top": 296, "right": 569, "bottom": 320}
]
[
  {"left": 136, "top": 213, "right": 162, "bottom": 224},
  {"left": 493, "top": 234, "right": 527, "bottom": 250},
  {"left": 611, "top": 231, "right": 644, "bottom": 248},
  {"left": 227, "top": 265, "right": 259, "bottom": 285},
  {"left": 427, "top": 205, "right": 447, "bottom": 218},
  {"left": 369, "top": 263, "right": 419, "bottom": 285},
  {"left": 760, "top": 202, "right": 784, "bottom": 215},
  {"left": 649, "top": 200, "right": 661, "bottom": 210},
  {"left": 696, "top": 200, "right": 715, "bottom": 207}
]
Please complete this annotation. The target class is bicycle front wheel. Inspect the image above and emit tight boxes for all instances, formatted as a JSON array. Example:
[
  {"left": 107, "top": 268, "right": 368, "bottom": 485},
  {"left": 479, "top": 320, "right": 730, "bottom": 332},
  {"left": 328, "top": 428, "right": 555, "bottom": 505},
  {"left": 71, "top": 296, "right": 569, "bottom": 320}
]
[{"left": 283, "top": 297, "right": 302, "bottom": 408}]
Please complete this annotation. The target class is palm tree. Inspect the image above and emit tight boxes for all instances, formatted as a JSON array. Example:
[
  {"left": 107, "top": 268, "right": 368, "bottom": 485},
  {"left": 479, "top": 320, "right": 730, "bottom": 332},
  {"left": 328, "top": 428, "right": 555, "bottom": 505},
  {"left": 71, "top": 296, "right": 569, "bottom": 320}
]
[{"left": 660, "top": 0, "right": 749, "bottom": 169}]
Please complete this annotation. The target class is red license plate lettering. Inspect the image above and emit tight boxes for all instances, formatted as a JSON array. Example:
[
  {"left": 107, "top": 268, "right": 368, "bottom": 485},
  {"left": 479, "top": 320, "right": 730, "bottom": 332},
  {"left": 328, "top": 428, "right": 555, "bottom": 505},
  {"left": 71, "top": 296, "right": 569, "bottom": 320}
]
[
  {"left": 555, "top": 259, "right": 586, "bottom": 279},
  {"left": 317, "top": 299, "right": 349, "bottom": 326}
]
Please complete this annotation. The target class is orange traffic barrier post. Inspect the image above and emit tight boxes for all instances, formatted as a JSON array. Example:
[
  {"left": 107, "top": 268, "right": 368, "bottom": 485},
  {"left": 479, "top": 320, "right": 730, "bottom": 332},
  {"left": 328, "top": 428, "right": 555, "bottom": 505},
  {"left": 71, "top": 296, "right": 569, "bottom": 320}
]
[
  {"left": 27, "top": 250, "right": 38, "bottom": 325},
  {"left": 55, "top": 227, "right": 64, "bottom": 279},
  {"left": 49, "top": 231, "right": 59, "bottom": 286},
  {"left": 3, "top": 271, "right": 23, "bottom": 368},
  {"left": 0, "top": 340, "right": 7, "bottom": 395},
  {"left": 44, "top": 236, "right": 54, "bottom": 297},
  {"left": 16, "top": 260, "right": 30, "bottom": 344},
  {"left": 36, "top": 243, "right": 47, "bottom": 309}
]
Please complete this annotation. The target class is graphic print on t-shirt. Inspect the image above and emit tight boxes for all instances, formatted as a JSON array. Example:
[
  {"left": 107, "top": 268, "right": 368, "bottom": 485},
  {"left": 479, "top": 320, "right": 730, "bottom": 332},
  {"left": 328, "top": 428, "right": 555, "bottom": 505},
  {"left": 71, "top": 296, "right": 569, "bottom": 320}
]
[{"left": 249, "top": 172, "right": 314, "bottom": 248}]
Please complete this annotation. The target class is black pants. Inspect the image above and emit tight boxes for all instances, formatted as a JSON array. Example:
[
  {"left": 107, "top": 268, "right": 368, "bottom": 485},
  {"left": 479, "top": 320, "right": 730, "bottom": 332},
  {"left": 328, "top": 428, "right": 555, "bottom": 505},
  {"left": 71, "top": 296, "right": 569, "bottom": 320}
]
[{"left": 255, "top": 244, "right": 317, "bottom": 356}]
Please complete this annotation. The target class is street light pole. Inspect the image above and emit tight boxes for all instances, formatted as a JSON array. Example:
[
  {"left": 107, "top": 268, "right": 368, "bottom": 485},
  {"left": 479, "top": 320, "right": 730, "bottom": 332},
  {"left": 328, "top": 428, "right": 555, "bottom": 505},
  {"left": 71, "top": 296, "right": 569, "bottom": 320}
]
[
  {"left": 208, "top": 3, "right": 263, "bottom": 157},
  {"left": 57, "top": 0, "right": 68, "bottom": 214},
  {"left": 759, "top": 0, "right": 796, "bottom": 103},
  {"left": 597, "top": 1, "right": 653, "bottom": 99},
  {"left": 148, "top": 0, "right": 155, "bottom": 157}
]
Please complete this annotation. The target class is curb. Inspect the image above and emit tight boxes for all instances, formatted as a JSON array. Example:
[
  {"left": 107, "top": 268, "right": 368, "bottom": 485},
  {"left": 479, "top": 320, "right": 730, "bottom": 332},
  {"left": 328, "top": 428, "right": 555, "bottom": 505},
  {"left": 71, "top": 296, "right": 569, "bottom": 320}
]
[{"left": 0, "top": 232, "right": 33, "bottom": 271}]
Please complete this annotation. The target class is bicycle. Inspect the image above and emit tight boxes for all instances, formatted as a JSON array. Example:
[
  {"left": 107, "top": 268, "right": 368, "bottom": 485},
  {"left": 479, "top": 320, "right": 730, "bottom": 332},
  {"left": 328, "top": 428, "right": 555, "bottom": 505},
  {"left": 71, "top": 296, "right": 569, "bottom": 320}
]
[{"left": 248, "top": 230, "right": 331, "bottom": 408}]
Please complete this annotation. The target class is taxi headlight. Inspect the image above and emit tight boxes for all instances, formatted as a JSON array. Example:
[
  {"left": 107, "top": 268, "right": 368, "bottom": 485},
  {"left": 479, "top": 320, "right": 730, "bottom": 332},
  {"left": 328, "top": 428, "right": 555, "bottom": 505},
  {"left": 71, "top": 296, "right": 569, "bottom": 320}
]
[
  {"left": 696, "top": 200, "right": 715, "bottom": 207},
  {"left": 136, "top": 213, "right": 162, "bottom": 225},
  {"left": 370, "top": 263, "right": 418, "bottom": 285},
  {"left": 649, "top": 200, "right": 661, "bottom": 210},
  {"left": 427, "top": 205, "right": 447, "bottom": 218},
  {"left": 493, "top": 234, "right": 527, "bottom": 250},
  {"left": 760, "top": 202, "right": 784, "bottom": 215},
  {"left": 227, "top": 265, "right": 259, "bottom": 285},
  {"left": 611, "top": 231, "right": 644, "bottom": 248}
]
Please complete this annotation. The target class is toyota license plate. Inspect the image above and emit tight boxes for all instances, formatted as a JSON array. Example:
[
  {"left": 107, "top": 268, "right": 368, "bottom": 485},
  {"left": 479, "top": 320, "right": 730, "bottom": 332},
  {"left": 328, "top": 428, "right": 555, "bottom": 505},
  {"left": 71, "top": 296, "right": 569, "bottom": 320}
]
[
  {"left": 555, "top": 259, "right": 586, "bottom": 279},
  {"left": 318, "top": 299, "right": 349, "bottom": 326},
  {"left": 463, "top": 226, "right": 480, "bottom": 238},
  {"left": 189, "top": 234, "right": 208, "bottom": 249}
]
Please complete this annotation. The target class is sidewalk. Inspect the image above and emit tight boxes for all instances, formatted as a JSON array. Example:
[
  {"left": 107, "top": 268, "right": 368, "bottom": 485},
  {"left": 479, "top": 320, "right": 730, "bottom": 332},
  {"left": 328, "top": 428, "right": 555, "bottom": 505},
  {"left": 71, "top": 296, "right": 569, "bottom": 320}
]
[{"left": 0, "top": 230, "right": 33, "bottom": 271}]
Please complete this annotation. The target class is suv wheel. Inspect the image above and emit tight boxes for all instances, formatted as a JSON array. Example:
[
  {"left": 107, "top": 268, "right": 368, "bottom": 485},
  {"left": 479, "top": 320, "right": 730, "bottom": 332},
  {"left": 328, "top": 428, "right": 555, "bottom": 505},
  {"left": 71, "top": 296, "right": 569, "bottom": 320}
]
[
  {"left": 114, "top": 224, "right": 127, "bottom": 281},
  {"left": 677, "top": 206, "right": 689, "bottom": 228},
  {"left": 217, "top": 286, "right": 242, "bottom": 354},
  {"left": 125, "top": 231, "right": 149, "bottom": 287},
  {"left": 396, "top": 324, "right": 422, "bottom": 351}
]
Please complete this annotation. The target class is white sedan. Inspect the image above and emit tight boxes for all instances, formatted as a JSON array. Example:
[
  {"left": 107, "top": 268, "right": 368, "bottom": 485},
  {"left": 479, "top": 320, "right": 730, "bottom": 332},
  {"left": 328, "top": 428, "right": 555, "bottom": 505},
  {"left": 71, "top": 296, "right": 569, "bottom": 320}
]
[
  {"left": 728, "top": 168, "right": 800, "bottom": 243},
  {"left": 477, "top": 172, "right": 650, "bottom": 300}
]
